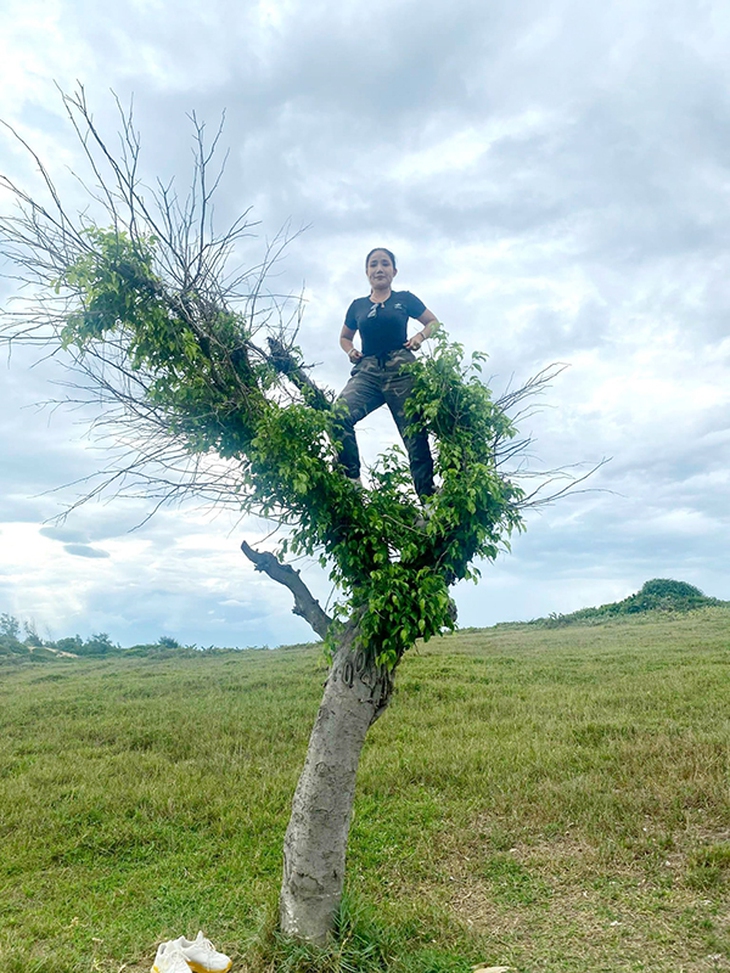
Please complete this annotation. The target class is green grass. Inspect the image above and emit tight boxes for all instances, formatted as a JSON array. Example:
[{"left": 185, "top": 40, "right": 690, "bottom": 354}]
[{"left": 1, "top": 608, "right": 729, "bottom": 972}]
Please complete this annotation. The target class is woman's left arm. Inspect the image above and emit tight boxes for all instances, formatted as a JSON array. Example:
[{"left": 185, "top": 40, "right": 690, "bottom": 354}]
[{"left": 404, "top": 309, "right": 440, "bottom": 351}]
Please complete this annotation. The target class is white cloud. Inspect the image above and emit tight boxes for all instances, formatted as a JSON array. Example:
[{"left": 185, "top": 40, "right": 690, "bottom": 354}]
[{"left": 1, "top": 0, "right": 729, "bottom": 645}]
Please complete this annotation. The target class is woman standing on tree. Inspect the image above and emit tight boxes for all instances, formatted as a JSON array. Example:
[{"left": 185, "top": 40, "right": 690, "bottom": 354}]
[{"left": 336, "top": 248, "right": 439, "bottom": 500}]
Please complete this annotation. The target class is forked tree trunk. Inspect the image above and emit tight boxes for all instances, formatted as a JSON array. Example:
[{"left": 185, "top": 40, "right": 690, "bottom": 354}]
[
  {"left": 279, "top": 622, "right": 394, "bottom": 943},
  {"left": 240, "top": 543, "right": 396, "bottom": 944}
]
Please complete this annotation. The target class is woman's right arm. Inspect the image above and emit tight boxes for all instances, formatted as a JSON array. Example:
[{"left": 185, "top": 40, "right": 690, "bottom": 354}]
[{"left": 340, "top": 324, "right": 362, "bottom": 362}]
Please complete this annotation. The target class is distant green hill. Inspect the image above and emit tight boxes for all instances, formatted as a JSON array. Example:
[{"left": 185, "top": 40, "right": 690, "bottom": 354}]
[{"left": 532, "top": 578, "right": 726, "bottom": 627}]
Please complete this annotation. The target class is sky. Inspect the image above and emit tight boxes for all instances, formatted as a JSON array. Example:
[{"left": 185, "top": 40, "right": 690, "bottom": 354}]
[{"left": 0, "top": 0, "right": 728, "bottom": 649}]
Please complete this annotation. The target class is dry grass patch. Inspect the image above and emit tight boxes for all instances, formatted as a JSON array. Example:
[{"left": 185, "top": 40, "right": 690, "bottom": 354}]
[{"left": 439, "top": 827, "right": 730, "bottom": 973}]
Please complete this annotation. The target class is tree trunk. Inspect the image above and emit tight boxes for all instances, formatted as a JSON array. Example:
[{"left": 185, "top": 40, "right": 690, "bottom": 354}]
[
  {"left": 279, "top": 621, "right": 394, "bottom": 943},
  {"left": 239, "top": 542, "right": 395, "bottom": 943}
]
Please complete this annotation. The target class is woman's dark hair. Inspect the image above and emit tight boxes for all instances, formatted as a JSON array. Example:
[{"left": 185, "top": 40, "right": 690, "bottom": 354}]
[{"left": 365, "top": 247, "right": 397, "bottom": 271}]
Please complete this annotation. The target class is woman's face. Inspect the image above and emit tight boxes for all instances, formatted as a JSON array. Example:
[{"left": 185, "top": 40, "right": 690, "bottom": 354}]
[{"left": 366, "top": 250, "right": 397, "bottom": 291}]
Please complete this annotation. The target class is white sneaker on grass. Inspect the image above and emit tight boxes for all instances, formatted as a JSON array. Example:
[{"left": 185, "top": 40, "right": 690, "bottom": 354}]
[
  {"left": 174, "top": 931, "right": 232, "bottom": 973},
  {"left": 151, "top": 940, "right": 192, "bottom": 973}
]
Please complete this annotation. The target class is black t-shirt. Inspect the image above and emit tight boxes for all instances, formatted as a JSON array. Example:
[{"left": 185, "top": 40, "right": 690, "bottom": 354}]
[{"left": 344, "top": 291, "right": 427, "bottom": 358}]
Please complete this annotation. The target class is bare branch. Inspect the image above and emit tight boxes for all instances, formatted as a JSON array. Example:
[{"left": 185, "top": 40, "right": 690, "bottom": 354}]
[
  {"left": 266, "top": 335, "right": 332, "bottom": 411},
  {"left": 515, "top": 457, "right": 612, "bottom": 509},
  {"left": 241, "top": 541, "right": 332, "bottom": 639},
  {"left": 495, "top": 362, "right": 570, "bottom": 415}
]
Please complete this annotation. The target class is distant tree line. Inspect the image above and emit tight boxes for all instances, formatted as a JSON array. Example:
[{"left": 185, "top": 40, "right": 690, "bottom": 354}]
[
  {"left": 0, "top": 614, "right": 190, "bottom": 661},
  {"left": 3, "top": 579, "right": 724, "bottom": 661}
]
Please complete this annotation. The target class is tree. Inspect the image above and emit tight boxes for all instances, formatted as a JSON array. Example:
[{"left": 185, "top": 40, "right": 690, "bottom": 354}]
[
  {"left": 0, "top": 613, "right": 21, "bottom": 641},
  {"left": 0, "top": 88, "right": 566, "bottom": 943},
  {"left": 0, "top": 613, "right": 25, "bottom": 658}
]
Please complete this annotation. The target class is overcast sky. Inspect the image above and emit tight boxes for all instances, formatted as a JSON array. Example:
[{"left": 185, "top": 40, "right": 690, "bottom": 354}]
[{"left": 1, "top": 0, "right": 728, "bottom": 648}]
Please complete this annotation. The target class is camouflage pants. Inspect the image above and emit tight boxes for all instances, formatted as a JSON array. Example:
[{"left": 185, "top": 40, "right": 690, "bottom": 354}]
[{"left": 334, "top": 347, "right": 434, "bottom": 498}]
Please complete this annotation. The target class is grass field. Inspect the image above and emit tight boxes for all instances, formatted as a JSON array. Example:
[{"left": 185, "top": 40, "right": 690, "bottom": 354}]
[{"left": 1, "top": 608, "right": 729, "bottom": 973}]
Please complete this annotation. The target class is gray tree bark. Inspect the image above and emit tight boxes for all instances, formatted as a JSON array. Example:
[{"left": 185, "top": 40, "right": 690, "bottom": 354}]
[
  {"left": 279, "top": 623, "right": 393, "bottom": 943},
  {"left": 241, "top": 542, "right": 395, "bottom": 943}
]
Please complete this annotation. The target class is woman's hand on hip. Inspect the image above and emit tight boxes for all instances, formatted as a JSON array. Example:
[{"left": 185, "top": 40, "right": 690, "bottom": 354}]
[{"left": 404, "top": 333, "right": 426, "bottom": 351}]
